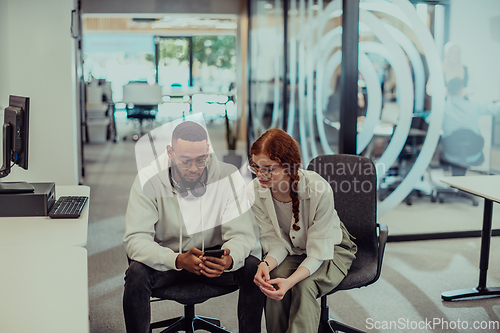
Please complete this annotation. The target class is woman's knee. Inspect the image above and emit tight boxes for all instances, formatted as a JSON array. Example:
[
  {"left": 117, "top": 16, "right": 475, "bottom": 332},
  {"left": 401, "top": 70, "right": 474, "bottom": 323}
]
[
  {"left": 270, "top": 261, "right": 297, "bottom": 279},
  {"left": 270, "top": 264, "right": 290, "bottom": 279},
  {"left": 292, "top": 279, "right": 319, "bottom": 300}
]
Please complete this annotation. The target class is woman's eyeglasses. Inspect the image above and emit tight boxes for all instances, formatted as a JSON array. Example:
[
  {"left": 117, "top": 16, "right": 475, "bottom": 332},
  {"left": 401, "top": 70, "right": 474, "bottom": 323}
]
[{"left": 247, "top": 164, "right": 278, "bottom": 177}]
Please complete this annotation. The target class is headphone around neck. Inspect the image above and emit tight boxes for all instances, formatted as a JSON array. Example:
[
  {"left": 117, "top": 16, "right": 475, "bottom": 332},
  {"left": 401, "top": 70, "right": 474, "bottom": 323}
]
[{"left": 169, "top": 166, "right": 207, "bottom": 198}]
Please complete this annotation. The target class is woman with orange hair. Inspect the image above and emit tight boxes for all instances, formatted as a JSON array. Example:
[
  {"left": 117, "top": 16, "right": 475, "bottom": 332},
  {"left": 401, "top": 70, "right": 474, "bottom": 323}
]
[{"left": 248, "top": 128, "right": 357, "bottom": 333}]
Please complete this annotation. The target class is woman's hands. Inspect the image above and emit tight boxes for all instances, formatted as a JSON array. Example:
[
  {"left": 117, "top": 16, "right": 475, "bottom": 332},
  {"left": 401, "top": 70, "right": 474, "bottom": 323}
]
[
  {"left": 254, "top": 261, "right": 275, "bottom": 292},
  {"left": 260, "top": 277, "right": 294, "bottom": 301},
  {"left": 254, "top": 264, "right": 311, "bottom": 301},
  {"left": 254, "top": 257, "right": 294, "bottom": 300}
]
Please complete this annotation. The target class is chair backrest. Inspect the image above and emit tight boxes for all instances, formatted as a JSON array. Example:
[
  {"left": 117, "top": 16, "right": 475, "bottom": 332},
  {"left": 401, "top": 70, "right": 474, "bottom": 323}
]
[
  {"left": 442, "top": 128, "right": 484, "bottom": 163},
  {"left": 307, "top": 154, "right": 380, "bottom": 289},
  {"left": 123, "top": 82, "right": 163, "bottom": 105}
]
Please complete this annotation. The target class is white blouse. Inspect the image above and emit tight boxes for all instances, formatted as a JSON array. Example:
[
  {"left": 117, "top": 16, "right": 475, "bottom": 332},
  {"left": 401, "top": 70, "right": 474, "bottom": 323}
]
[{"left": 271, "top": 197, "right": 323, "bottom": 275}]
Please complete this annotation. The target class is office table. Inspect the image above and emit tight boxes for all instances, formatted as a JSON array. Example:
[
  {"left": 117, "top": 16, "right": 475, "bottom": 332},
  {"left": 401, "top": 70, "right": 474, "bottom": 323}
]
[
  {"left": 440, "top": 175, "right": 500, "bottom": 301},
  {"left": 0, "top": 185, "right": 90, "bottom": 247},
  {"left": 0, "top": 246, "right": 89, "bottom": 333}
]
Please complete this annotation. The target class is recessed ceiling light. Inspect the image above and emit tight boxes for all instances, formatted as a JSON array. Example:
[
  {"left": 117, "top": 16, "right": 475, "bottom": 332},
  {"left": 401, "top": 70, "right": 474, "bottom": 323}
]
[{"left": 263, "top": 3, "right": 273, "bottom": 9}]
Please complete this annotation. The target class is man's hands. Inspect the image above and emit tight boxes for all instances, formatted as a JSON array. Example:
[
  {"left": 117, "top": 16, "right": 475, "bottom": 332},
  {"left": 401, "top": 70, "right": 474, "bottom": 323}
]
[
  {"left": 200, "top": 248, "right": 233, "bottom": 278},
  {"left": 175, "top": 247, "right": 204, "bottom": 274},
  {"left": 175, "top": 247, "right": 233, "bottom": 277}
]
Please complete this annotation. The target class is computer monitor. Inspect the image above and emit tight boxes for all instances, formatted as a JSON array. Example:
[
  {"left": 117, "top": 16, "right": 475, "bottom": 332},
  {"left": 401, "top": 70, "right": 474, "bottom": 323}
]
[{"left": 0, "top": 95, "right": 33, "bottom": 193}]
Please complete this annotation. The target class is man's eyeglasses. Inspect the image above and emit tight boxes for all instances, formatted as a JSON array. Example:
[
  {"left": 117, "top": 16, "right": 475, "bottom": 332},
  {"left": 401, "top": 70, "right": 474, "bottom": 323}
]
[
  {"left": 247, "top": 164, "right": 278, "bottom": 177},
  {"left": 173, "top": 150, "right": 208, "bottom": 170}
]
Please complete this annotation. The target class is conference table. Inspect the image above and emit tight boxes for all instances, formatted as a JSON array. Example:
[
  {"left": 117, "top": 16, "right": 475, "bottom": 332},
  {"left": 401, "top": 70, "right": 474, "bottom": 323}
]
[{"left": 440, "top": 175, "right": 500, "bottom": 301}]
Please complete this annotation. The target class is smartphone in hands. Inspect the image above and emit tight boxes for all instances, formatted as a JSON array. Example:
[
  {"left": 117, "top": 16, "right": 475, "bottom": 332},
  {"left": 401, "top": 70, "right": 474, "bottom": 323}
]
[{"left": 204, "top": 249, "right": 225, "bottom": 258}]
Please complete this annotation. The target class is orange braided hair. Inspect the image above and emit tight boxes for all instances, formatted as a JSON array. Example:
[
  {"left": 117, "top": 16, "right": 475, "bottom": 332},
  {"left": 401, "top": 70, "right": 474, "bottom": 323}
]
[{"left": 250, "top": 128, "right": 302, "bottom": 230}]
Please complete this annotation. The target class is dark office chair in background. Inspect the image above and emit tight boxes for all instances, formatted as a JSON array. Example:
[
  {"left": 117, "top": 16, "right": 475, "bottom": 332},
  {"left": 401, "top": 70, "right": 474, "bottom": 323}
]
[
  {"left": 122, "top": 82, "right": 163, "bottom": 141},
  {"left": 149, "top": 283, "right": 237, "bottom": 333},
  {"left": 441, "top": 128, "right": 484, "bottom": 175},
  {"left": 431, "top": 128, "right": 484, "bottom": 206},
  {"left": 307, "top": 155, "right": 388, "bottom": 333}
]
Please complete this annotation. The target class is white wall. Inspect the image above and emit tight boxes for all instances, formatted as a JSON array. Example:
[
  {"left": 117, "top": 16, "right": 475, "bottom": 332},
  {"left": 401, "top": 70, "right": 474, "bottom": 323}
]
[
  {"left": 0, "top": 0, "right": 8, "bottom": 111},
  {"left": 0, "top": 0, "right": 79, "bottom": 185},
  {"left": 449, "top": 0, "right": 500, "bottom": 102}
]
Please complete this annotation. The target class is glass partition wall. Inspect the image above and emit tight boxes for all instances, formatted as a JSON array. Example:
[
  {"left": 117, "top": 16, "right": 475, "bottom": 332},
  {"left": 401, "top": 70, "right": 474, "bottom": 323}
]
[{"left": 248, "top": 0, "right": 500, "bottom": 238}]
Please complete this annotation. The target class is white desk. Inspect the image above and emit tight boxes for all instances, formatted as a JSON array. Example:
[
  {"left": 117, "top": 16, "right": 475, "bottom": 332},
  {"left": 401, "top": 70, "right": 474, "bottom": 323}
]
[
  {"left": 163, "top": 90, "right": 235, "bottom": 113},
  {"left": 0, "top": 185, "right": 90, "bottom": 247},
  {"left": 0, "top": 246, "right": 89, "bottom": 333},
  {"left": 440, "top": 175, "right": 500, "bottom": 301}
]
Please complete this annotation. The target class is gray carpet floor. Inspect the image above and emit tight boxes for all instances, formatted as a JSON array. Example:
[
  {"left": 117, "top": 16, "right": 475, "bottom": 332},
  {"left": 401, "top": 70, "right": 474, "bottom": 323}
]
[{"left": 84, "top": 121, "right": 500, "bottom": 332}]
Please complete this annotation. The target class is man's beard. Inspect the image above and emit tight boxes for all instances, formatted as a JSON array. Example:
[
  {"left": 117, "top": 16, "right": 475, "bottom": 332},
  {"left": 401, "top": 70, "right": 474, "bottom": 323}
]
[
  {"left": 181, "top": 177, "right": 201, "bottom": 189},
  {"left": 175, "top": 165, "right": 203, "bottom": 189}
]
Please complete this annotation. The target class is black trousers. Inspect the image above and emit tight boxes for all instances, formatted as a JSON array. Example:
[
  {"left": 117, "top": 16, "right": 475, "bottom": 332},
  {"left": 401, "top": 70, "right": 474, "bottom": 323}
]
[{"left": 123, "top": 255, "right": 264, "bottom": 333}]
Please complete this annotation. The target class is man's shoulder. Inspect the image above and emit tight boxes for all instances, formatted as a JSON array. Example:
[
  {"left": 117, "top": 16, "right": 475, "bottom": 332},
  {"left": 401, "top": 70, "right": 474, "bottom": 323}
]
[
  {"left": 133, "top": 165, "right": 173, "bottom": 199},
  {"left": 209, "top": 161, "right": 248, "bottom": 188},
  {"left": 216, "top": 161, "right": 239, "bottom": 177}
]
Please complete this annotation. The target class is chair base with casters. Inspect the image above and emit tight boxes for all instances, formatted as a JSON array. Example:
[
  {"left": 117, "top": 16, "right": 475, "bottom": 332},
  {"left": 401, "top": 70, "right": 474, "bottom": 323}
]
[
  {"left": 149, "top": 302, "right": 230, "bottom": 333},
  {"left": 431, "top": 187, "right": 479, "bottom": 206},
  {"left": 430, "top": 160, "right": 482, "bottom": 207},
  {"left": 149, "top": 282, "right": 238, "bottom": 333}
]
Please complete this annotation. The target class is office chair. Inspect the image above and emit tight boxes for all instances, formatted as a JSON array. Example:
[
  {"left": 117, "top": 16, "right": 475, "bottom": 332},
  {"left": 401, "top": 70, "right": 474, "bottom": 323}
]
[
  {"left": 307, "top": 154, "right": 388, "bottom": 333},
  {"left": 431, "top": 129, "right": 484, "bottom": 206},
  {"left": 149, "top": 283, "right": 238, "bottom": 333},
  {"left": 122, "top": 82, "right": 163, "bottom": 141},
  {"left": 125, "top": 256, "right": 237, "bottom": 333}
]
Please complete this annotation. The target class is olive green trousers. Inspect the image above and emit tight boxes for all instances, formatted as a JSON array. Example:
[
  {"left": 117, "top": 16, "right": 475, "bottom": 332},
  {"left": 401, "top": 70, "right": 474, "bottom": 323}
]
[{"left": 265, "top": 254, "right": 346, "bottom": 333}]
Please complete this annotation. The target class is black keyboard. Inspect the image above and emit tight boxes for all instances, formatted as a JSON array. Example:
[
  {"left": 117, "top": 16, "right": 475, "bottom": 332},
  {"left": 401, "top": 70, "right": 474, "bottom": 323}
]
[{"left": 49, "top": 196, "right": 88, "bottom": 219}]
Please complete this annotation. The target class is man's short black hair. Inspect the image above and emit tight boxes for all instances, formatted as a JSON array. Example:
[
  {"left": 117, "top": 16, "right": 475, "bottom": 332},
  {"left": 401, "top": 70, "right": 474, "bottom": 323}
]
[
  {"left": 172, "top": 121, "right": 208, "bottom": 143},
  {"left": 446, "top": 77, "right": 464, "bottom": 96}
]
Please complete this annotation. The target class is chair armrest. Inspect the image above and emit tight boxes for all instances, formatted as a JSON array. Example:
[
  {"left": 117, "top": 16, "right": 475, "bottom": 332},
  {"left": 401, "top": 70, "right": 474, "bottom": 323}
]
[{"left": 376, "top": 223, "right": 389, "bottom": 277}]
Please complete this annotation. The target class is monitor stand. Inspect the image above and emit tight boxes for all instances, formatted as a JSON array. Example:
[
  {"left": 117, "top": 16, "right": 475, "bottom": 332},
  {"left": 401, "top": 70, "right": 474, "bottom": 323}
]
[{"left": 0, "top": 181, "right": 35, "bottom": 194}]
